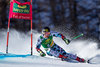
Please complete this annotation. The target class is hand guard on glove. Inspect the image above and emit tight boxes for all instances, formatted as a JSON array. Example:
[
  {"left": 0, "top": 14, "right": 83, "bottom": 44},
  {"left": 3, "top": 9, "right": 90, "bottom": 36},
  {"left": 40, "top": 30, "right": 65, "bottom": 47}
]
[
  {"left": 64, "top": 38, "right": 70, "bottom": 45},
  {"left": 39, "top": 50, "right": 46, "bottom": 57},
  {"left": 37, "top": 49, "right": 46, "bottom": 57}
]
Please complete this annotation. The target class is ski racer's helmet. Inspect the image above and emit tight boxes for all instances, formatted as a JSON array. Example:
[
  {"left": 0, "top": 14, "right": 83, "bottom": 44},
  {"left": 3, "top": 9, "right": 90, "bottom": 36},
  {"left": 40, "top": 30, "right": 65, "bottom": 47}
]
[{"left": 42, "top": 27, "right": 50, "bottom": 33}]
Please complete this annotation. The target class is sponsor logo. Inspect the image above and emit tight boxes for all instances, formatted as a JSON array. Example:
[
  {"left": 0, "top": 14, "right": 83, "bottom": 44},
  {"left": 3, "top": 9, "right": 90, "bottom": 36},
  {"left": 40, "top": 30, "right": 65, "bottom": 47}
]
[{"left": 18, "top": 5, "right": 27, "bottom": 9}]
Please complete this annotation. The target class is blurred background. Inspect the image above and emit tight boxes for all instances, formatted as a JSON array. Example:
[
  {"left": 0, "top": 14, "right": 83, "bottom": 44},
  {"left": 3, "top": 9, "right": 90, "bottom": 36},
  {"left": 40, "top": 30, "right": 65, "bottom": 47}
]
[{"left": 0, "top": 0, "right": 99, "bottom": 47}]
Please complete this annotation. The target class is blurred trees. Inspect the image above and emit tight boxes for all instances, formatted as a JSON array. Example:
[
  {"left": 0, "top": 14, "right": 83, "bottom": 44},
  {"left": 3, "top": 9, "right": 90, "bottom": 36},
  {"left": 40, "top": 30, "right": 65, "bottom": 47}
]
[
  {"left": 68, "top": 0, "right": 77, "bottom": 31},
  {"left": 0, "top": 0, "right": 99, "bottom": 44},
  {"left": 0, "top": 0, "right": 9, "bottom": 28}
]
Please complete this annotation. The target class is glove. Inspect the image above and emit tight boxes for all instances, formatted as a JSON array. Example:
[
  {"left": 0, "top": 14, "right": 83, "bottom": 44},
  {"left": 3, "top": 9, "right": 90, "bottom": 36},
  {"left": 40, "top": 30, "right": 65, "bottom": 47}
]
[
  {"left": 64, "top": 38, "right": 70, "bottom": 45},
  {"left": 38, "top": 50, "right": 46, "bottom": 57},
  {"left": 40, "top": 51, "right": 46, "bottom": 57}
]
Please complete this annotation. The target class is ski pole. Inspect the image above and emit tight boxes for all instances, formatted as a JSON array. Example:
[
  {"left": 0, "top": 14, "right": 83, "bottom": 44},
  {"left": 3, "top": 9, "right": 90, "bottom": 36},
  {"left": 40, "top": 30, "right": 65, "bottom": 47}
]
[{"left": 71, "top": 33, "right": 84, "bottom": 41}]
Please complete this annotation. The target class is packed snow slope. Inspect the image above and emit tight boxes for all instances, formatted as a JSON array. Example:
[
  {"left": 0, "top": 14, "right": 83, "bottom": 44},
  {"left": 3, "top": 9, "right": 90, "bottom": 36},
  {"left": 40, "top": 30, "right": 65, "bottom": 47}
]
[{"left": 0, "top": 29, "right": 100, "bottom": 67}]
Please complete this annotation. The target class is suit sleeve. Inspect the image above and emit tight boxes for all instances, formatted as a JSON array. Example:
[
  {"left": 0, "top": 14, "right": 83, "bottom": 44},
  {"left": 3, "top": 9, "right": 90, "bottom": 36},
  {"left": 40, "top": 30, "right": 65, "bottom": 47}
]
[
  {"left": 36, "top": 37, "right": 42, "bottom": 51},
  {"left": 51, "top": 32, "right": 66, "bottom": 40}
]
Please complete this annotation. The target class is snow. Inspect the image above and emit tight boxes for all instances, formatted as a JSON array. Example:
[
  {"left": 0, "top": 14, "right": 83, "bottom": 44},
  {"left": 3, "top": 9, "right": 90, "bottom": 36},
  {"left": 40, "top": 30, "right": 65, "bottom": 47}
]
[{"left": 0, "top": 29, "right": 100, "bottom": 67}]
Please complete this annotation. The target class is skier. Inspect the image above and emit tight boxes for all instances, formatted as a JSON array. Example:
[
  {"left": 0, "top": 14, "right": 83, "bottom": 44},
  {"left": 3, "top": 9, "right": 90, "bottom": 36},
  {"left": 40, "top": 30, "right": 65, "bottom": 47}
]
[{"left": 36, "top": 27, "right": 86, "bottom": 63}]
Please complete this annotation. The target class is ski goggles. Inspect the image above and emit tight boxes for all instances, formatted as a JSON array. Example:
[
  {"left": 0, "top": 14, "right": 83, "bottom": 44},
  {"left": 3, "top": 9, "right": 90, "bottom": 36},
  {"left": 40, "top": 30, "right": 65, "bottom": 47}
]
[
  {"left": 42, "top": 29, "right": 50, "bottom": 34},
  {"left": 42, "top": 29, "right": 49, "bottom": 32}
]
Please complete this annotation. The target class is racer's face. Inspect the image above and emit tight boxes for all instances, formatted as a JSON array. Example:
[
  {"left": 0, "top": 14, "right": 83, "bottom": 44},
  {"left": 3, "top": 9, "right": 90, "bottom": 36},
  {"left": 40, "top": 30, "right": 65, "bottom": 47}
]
[{"left": 42, "top": 31, "right": 50, "bottom": 38}]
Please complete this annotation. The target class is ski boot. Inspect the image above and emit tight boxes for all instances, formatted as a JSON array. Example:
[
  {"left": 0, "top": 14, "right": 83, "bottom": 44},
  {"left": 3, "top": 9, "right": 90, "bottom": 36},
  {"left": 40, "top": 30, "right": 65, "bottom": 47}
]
[{"left": 76, "top": 57, "right": 86, "bottom": 63}]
